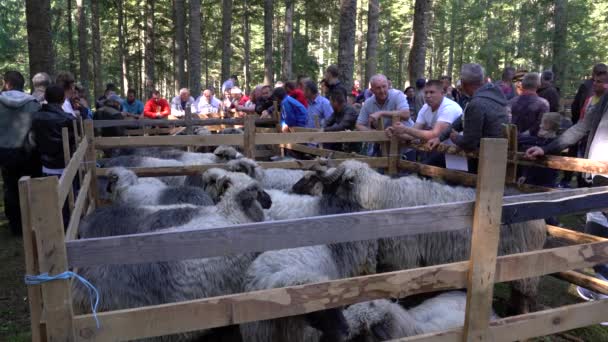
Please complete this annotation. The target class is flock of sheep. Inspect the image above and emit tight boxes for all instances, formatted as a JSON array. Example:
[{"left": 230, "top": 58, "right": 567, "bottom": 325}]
[{"left": 73, "top": 137, "right": 546, "bottom": 341}]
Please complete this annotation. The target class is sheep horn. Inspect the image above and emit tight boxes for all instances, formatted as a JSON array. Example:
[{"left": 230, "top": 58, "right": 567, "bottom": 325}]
[{"left": 317, "top": 166, "right": 344, "bottom": 184}]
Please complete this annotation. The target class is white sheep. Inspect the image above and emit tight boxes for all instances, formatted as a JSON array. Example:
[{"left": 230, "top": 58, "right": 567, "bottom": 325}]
[
  {"left": 227, "top": 157, "right": 306, "bottom": 191},
  {"left": 312, "top": 160, "right": 546, "bottom": 314}
]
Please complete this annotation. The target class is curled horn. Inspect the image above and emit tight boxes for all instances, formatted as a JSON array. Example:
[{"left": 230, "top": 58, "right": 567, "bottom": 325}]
[{"left": 317, "top": 165, "right": 345, "bottom": 184}]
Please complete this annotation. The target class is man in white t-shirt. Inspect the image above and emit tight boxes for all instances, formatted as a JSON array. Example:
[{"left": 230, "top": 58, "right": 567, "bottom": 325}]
[{"left": 386, "top": 80, "right": 465, "bottom": 169}]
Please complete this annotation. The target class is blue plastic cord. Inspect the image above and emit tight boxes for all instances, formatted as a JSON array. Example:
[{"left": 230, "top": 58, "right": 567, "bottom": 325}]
[{"left": 25, "top": 271, "right": 101, "bottom": 328}]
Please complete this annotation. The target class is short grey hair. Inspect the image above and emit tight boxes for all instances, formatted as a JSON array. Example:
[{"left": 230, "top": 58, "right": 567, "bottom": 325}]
[
  {"left": 369, "top": 74, "right": 388, "bottom": 86},
  {"left": 541, "top": 70, "right": 554, "bottom": 82},
  {"left": 521, "top": 72, "right": 540, "bottom": 90},
  {"left": 460, "top": 64, "right": 485, "bottom": 86},
  {"left": 179, "top": 88, "right": 190, "bottom": 95},
  {"left": 32, "top": 72, "right": 51, "bottom": 89}
]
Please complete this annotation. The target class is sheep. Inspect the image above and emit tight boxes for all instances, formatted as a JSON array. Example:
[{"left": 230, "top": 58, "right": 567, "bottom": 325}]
[
  {"left": 72, "top": 179, "right": 272, "bottom": 341},
  {"left": 227, "top": 157, "right": 306, "bottom": 191},
  {"left": 311, "top": 160, "right": 546, "bottom": 314},
  {"left": 343, "top": 291, "right": 499, "bottom": 341},
  {"left": 105, "top": 167, "right": 214, "bottom": 206}
]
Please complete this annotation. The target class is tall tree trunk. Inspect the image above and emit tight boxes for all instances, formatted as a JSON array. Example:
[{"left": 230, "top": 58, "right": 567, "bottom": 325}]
[
  {"left": 175, "top": 0, "right": 187, "bottom": 89},
  {"left": 91, "top": 0, "right": 102, "bottom": 98},
  {"left": 263, "top": 0, "right": 274, "bottom": 85},
  {"left": 383, "top": 14, "right": 391, "bottom": 76},
  {"left": 67, "top": 0, "right": 76, "bottom": 75},
  {"left": 282, "top": 0, "right": 294, "bottom": 80},
  {"left": 243, "top": 0, "right": 251, "bottom": 93},
  {"left": 118, "top": 0, "right": 128, "bottom": 95},
  {"left": 364, "top": 0, "right": 379, "bottom": 85},
  {"left": 397, "top": 40, "right": 404, "bottom": 88},
  {"left": 189, "top": 0, "right": 202, "bottom": 95},
  {"left": 172, "top": 1, "right": 179, "bottom": 93},
  {"left": 552, "top": 0, "right": 568, "bottom": 90},
  {"left": 144, "top": 0, "right": 155, "bottom": 97},
  {"left": 76, "top": 0, "right": 88, "bottom": 97},
  {"left": 446, "top": 0, "right": 458, "bottom": 80},
  {"left": 408, "top": 0, "right": 432, "bottom": 85},
  {"left": 25, "top": 0, "right": 55, "bottom": 79},
  {"left": 356, "top": 0, "right": 365, "bottom": 84},
  {"left": 221, "top": 0, "right": 233, "bottom": 82},
  {"left": 338, "top": 0, "right": 357, "bottom": 92}
]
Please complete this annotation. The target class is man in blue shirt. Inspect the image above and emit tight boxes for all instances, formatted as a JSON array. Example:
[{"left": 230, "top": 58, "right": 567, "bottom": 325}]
[
  {"left": 303, "top": 80, "right": 333, "bottom": 128},
  {"left": 272, "top": 87, "right": 307, "bottom": 132},
  {"left": 121, "top": 88, "right": 144, "bottom": 116}
]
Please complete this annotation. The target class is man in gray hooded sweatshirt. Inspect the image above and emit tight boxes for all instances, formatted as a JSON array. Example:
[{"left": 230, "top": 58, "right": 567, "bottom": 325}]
[{"left": 0, "top": 71, "right": 42, "bottom": 235}]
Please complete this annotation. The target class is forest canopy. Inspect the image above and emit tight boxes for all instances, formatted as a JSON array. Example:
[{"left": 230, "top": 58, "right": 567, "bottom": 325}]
[{"left": 4, "top": 0, "right": 608, "bottom": 99}]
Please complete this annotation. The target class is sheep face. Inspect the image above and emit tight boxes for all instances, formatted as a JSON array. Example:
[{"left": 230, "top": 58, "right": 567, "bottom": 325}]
[
  {"left": 106, "top": 167, "right": 138, "bottom": 197},
  {"left": 227, "top": 158, "right": 259, "bottom": 178},
  {"left": 201, "top": 168, "right": 253, "bottom": 203},
  {"left": 292, "top": 171, "right": 325, "bottom": 196},
  {"left": 234, "top": 183, "right": 273, "bottom": 222},
  {"left": 213, "top": 145, "right": 244, "bottom": 161},
  {"left": 316, "top": 161, "right": 375, "bottom": 209}
]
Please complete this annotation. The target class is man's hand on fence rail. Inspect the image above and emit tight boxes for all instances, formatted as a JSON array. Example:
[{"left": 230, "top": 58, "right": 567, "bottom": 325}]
[{"left": 524, "top": 146, "right": 545, "bottom": 160}]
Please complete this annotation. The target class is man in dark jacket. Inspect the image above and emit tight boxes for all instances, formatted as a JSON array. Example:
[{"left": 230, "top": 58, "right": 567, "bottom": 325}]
[
  {"left": 428, "top": 63, "right": 509, "bottom": 172},
  {"left": 0, "top": 71, "right": 42, "bottom": 235},
  {"left": 537, "top": 70, "right": 560, "bottom": 112},
  {"left": 31, "top": 85, "right": 75, "bottom": 176},
  {"left": 572, "top": 64, "right": 608, "bottom": 125},
  {"left": 323, "top": 87, "right": 359, "bottom": 152},
  {"left": 95, "top": 95, "right": 128, "bottom": 137}
]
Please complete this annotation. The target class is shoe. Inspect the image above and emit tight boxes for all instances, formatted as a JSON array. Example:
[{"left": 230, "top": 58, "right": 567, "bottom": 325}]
[{"left": 576, "top": 286, "right": 599, "bottom": 301}]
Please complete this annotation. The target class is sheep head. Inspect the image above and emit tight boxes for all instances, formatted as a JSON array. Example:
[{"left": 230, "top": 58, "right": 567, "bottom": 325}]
[
  {"left": 105, "top": 167, "right": 138, "bottom": 198},
  {"left": 343, "top": 299, "right": 420, "bottom": 341},
  {"left": 227, "top": 158, "right": 260, "bottom": 179},
  {"left": 292, "top": 159, "right": 333, "bottom": 196},
  {"left": 213, "top": 145, "right": 244, "bottom": 161},
  {"left": 201, "top": 168, "right": 257, "bottom": 203},
  {"left": 314, "top": 160, "right": 376, "bottom": 209}
]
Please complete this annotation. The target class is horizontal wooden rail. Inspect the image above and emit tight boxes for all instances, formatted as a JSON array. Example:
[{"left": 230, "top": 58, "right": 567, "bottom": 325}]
[
  {"left": 284, "top": 143, "right": 368, "bottom": 159},
  {"left": 553, "top": 270, "right": 608, "bottom": 296},
  {"left": 66, "top": 186, "right": 608, "bottom": 268},
  {"left": 92, "top": 117, "right": 277, "bottom": 128},
  {"left": 96, "top": 157, "right": 388, "bottom": 177},
  {"left": 95, "top": 134, "right": 244, "bottom": 148},
  {"left": 71, "top": 240, "right": 608, "bottom": 341},
  {"left": 546, "top": 225, "right": 606, "bottom": 244},
  {"left": 398, "top": 299, "right": 608, "bottom": 342},
  {"left": 255, "top": 131, "right": 388, "bottom": 145},
  {"left": 65, "top": 171, "right": 92, "bottom": 241},
  {"left": 58, "top": 138, "right": 89, "bottom": 205}
]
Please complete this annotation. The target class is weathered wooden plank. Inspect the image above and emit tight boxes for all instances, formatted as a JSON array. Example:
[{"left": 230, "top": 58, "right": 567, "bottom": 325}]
[
  {"left": 243, "top": 115, "right": 256, "bottom": 159},
  {"left": 398, "top": 160, "right": 478, "bottom": 187},
  {"left": 284, "top": 143, "right": 367, "bottom": 159},
  {"left": 398, "top": 300, "right": 608, "bottom": 342},
  {"left": 553, "top": 270, "right": 608, "bottom": 296},
  {"left": 71, "top": 240, "right": 608, "bottom": 341},
  {"left": 18, "top": 177, "right": 44, "bottom": 342},
  {"left": 388, "top": 115, "right": 400, "bottom": 175},
  {"left": 92, "top": 117, "right": 277, "bottom": 128},
  {"left": 463, "top": 139, "right": 508, "bottom": 341},
  {"left": 65, "top": 171, "right": 92, "bottom": 241},
  {"left": 30, "top": 177, "right": 75, "bottom": 340},
  {"left": 62, "top": 127, "right": 75, "bottom": 212},
  {"left": 66, "top": 186, "right": 608, "bottom": 268},
  {"left": 95, "top": 134, "right": 244, "bottom": 148},
  {"left": 58, "top": 138, "right": 88, "bottom": 205},
  {"left": 546, "top": 225, "right": 606, "bottom": 244},
  {"left": 515, "top": 151, "right": 608, "bottom": 174},
  {"left": 84, "top": 121, "right": 99, "bottom": 208},
  {"left": 289, "top": 127, "right": 321, "bottom": 132},
  {"left": 255, "top": 131, "right": 389, "bottom": 145}
]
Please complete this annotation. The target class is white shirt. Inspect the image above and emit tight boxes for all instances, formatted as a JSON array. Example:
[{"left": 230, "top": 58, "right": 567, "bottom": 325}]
[
  {"left": 588, "top": 109, "right": 608, "bottom": 178},
  {"left": 415, "top": 97, "right": 462, "bottom": 129},
  {"left": 62, "top": 99, "right": 77, "bottom": 117}
]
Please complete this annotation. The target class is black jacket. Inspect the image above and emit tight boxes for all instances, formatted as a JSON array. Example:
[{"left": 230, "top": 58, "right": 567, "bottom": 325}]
[
  {"left": 31, "top": 103, "right": 75, "bottom": 170},
  {"left": 537, "top": 85, "right": 560, "bottom": 112},
  {"left": 94, "top": 105, "right": 126, "bottom": 137},
  {"left": 571, "top": 79, "right": 593, "bottom": 124}
]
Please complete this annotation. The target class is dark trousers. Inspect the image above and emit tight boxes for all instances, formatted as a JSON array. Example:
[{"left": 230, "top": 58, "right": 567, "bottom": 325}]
[
  {"left": 587, "top": 175, "right": 608, "bottom": 278},
  {"left": 1, "top": 156, "right": 42, "bottom": 235}
]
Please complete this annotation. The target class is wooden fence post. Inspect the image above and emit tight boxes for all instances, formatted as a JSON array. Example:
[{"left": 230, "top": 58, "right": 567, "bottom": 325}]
[
  {"left": 504, "top": 124, "right": 518, "bottom": 183},
  {"left": 73, "top": 119, "right": 84, "bottom": 185},
  {"left": 29, "top": 176, "right": 75, "bottom": 341},
  {"left": 244, "top": 115, "right": 257, "bottom": 159},
  {"left": 388, "top": 115, "right": 400, "bottom": 175},
  {"left": 463, "top": 138, "right": 508, "bottom": 342},
  {"left": 84, "top": 120, "right": 99, "bottom": 208},
  {"left": 18, "top": 177, "right": 44, "bottom": 342},
  {"left": 62, "top": 127, "right": 75, "bottom": 213}
]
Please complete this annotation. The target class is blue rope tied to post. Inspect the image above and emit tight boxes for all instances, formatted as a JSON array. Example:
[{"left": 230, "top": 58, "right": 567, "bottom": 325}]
[{"left": 25, "top": 271, "right": 101, "bottom": 328}]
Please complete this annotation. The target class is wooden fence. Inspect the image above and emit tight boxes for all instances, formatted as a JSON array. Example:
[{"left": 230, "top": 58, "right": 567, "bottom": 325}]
[{"left": 18, "top": 117, "right": 608, "bottom": 341}]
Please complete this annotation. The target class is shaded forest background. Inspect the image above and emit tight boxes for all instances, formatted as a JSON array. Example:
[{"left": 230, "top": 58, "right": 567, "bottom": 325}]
[{"left": 3, "top": 0, "right": 608, "bottom": 101}]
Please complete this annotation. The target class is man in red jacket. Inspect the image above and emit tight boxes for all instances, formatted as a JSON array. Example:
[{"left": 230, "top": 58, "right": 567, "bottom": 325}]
[{"left": 143, "top": 90, "right": 170, "bottom": 118}]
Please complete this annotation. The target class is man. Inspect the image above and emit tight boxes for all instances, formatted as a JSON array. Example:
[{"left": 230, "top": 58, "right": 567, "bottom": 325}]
[
  {"left": 572, "top": 63, "right": 608, "bottom": 125},
  {"left": 230, "top": 87, "right": 249, "bottom": 107},
  {"left": 31, "top": 72, "right": 52, "bottom": 103},
  {"left": 524, "top": 79, "right": 608, "bottom": 305},
  {"left": 56, "top": 71, "right": 77, "bottom": 117},
  {"left": 580, "top": 70, "right": 608, "bottom": 120},
  {"left": 508, "top": 72, "right": 549, "bottom": 136},
  {"left": 170, "top": 88, "right": 196, "bottom": 117},
  {"left": 352, "top": 80, "right": 361, "bottom": 97},
  {"left": 0, "top": 71, "right": 42, "bottom": 235},
  {"left": 273, "top": 87, "right": 307, "bottom": 132},
  {"left": 96, "top": 83, "right": 117, "bottom": 109},
  {"left": 404, "top": 87, "right": 416, "bottom": 120},
  {"left": 414, "top": 78, "right": 426, "bottom": 118},
  {"left": 324, "top": 65, "right": 343, "bottom": 94},
  {"left": 387, "top": 80, "right": 464, "bottom": 169},
  {"left": 495, "top": 67, "right": 517, "bottom": 100},
  {"left": 74, "top": 83, "right": 93, "bottom": 119},
  {"left": 122, "top": 89, "right": 144, "bottom": 116},
  {"left": 303, "top": 80, "right": 333, "bottom": 128},
  {"left": 96, "top": 95, "right": 129, "bottom": 137},
  {"left": 143, "top": 90, "right": 171, "bottom": 119},
  {"left": 221, "top": 74, "right": 238, "bottom": 94},
  {"left": 31, "top": 85, "right": 75, "bottom": 177},
  {"left": 323, "top": 86, "right": 359, "bottom": 152},
  {"left": 255, "top": 85, "right": 273, "bottom": 115},
  {"left": 195, "top": 88, "right": 221, "bottom": 116},
  {"left": 285, "top": 81, "right": 308, "bottom": 108},
  {"left": 441, "top": 76, "right": 457, "bottom": 100},
  {"left": 537, "top": 70, "right": 560, "bottom": 112},
  {"left": 356, "top": 74, "right": 411, "bottom": 132},
  {"left": 428, "top": 64, "right": 508, "bottom": 171}
]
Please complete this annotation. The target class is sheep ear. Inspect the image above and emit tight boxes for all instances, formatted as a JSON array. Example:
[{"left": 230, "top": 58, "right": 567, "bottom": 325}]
[
  {"left": 217, "top": 176, "right": 232, "bottom": 196},
  {"left": 371, "top": 322, "right": 392, "bottom": 340}
]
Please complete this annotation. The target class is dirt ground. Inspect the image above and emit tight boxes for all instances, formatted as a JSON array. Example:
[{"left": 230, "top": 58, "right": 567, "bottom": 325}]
[{"left": 0, "top": 201, "right": 606, "bottom": 341}]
